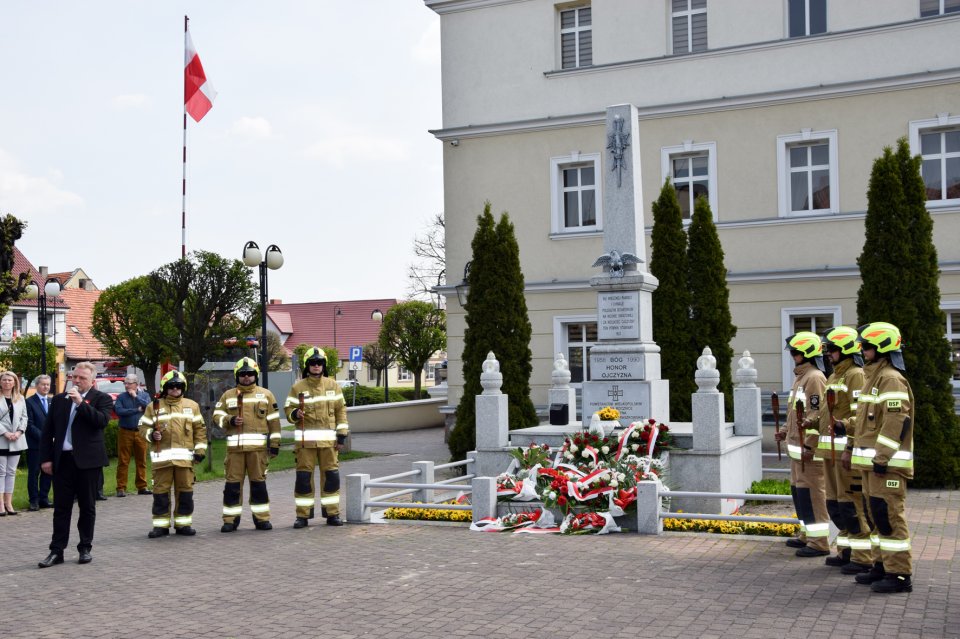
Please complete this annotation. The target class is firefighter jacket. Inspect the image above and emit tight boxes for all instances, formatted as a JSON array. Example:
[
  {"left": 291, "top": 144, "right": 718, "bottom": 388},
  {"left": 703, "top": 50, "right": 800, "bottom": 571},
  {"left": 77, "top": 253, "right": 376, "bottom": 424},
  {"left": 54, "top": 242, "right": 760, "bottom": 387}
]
[
  {"left": 212, "top": 385, "right": 281, "bottom": 452},
  {"left": 851, "top": 359, "right": 914, "bottom": 479},
  {"left": 785, "top": 362, "right": 827, "bottom": 461},
  {"left": 284, "top": 376, "right": 348, "bottom": 449},
  {"left": 138, "top": 396, "right": 207, "bottom": 469},
  {"left": 814, "top": 358, "right": 864, "bottom": 460}
]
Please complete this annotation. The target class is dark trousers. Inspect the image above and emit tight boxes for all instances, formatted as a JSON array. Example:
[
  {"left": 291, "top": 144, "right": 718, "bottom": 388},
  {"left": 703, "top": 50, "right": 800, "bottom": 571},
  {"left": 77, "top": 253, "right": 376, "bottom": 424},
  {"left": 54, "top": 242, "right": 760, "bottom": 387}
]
[
  {"left": 50, "top": 452, "right": 99, "bottom": 554},
  {"left": 26, "top": 447, "right": 53, "bottom": 505}
]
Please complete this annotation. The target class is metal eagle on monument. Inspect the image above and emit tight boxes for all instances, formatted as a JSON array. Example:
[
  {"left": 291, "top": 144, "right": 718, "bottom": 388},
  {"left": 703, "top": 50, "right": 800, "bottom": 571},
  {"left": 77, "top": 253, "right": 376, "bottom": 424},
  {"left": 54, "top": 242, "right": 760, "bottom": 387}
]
[{"left": 592, "top": 250, "right": 643, "bottom": 278}]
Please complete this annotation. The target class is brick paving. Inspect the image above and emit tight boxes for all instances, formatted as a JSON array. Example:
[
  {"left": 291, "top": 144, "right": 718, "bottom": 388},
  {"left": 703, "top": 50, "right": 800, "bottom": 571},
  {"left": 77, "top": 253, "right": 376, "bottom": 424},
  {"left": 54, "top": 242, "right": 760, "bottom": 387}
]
[{"left": 1, "top": 426, "right": 957, "bottom": 639}]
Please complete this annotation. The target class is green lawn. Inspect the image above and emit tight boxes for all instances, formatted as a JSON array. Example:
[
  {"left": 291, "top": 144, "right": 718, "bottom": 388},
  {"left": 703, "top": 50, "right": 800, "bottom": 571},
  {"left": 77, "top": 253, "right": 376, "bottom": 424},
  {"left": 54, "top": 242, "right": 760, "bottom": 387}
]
[{"left": 11, "top": 442, "right": 374, "bottom": 510}]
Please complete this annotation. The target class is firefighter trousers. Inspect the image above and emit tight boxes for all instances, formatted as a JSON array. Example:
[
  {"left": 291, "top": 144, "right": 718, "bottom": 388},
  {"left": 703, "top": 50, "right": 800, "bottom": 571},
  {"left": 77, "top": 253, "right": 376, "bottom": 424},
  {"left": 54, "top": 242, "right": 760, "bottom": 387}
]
[
  {"left": 790, "top": 458, "right": 830, "bottom": 551},
  {"left": 152, "top": 466, "right": 195, "bottom": 529},
  {"left": 863, "top": 471, "right": 912, "bottom": 575},
  {"left": 294, "top": 446, "right": 340, "bottom": 518},
  {"left": 222, "top": 450, "right": 270, "bottom": 524},
  {"left": 823, "top": 458, "right": 872, "bottom": 565}
]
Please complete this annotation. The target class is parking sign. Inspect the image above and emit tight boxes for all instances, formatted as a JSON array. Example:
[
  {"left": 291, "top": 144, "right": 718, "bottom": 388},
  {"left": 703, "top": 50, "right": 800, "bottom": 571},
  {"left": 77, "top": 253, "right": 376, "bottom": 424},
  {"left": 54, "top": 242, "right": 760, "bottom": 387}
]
[{"left": 349, "top": 346, "right": 363, "bottom": 363}]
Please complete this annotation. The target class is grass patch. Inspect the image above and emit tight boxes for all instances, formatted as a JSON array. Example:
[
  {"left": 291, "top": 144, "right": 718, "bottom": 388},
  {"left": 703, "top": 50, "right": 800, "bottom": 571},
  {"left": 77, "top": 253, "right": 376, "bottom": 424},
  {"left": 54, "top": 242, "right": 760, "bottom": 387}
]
[{"left": 11, "top": 441, "right": 373, "bottom": 509}]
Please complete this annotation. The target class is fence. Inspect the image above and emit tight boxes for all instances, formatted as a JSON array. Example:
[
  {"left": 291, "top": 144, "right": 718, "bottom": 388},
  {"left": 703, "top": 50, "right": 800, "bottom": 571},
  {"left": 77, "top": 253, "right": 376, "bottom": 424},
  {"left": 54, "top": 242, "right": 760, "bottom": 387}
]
[{"left": 762, "top": 452, "right": 790, "bottom": 475}]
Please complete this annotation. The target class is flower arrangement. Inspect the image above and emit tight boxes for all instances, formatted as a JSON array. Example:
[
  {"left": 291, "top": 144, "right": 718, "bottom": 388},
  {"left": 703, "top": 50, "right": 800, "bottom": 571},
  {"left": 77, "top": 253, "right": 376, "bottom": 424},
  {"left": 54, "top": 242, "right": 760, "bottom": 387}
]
[
  {"left": 623, "top": 419, "right": 673, "bottom": 458},
  {"left": 596, "top": 406, "right": 620, "bottom": 421},
  {"left": 383, "top": 502, "right": 473, "bottom": 522},
  {"left": 662, "top": 512, "right": 799, "bottom": 537},
  {"left": 509, "top": 442, "right": 552, "bottom": 469}
]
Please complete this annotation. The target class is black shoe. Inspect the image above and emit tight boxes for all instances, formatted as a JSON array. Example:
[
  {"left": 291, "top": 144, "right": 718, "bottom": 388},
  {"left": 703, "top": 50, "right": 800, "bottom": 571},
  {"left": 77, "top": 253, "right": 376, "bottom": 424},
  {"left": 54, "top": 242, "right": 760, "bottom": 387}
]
[
  {"left": 220, "top": 522, "right": 237, "bottom": 533},
  {"left": 116, "top": 490, "right": 126, "bottom": 498},
  {"left": 175, "top": 526, "right": 196, "bottom": 536},
  {"left": 138, "top": 489, "right": 153, "bottom": 495},
  {"left": 785, "top": 538, "right": 807, "bottom": 548},
  {"left": 841, "top": 561, "right": 872, "bottom": 575},
  {"left": 29, "top": 502, "right": 39, "bottom": 512},
  {"left": 39, "top": 502, "right": 53, "bottom": 509},
  {"left": 254, "top": 520, "right": 273, "bottom": 531},
  {"left": 148, "top": 527, "right": 170, "bottom": 538},
  {"left": 871, "top": 574, "right": 912, "bottom": 593},
  {"left": 38, "top": 552, "right": 64, "bottom": 568},
  {"left": 326, "top": 515, "right": 343, "bottom": 526},
  {"left": 293, "top": 517, "right": 309, "bottom": 529},
  {"left": 78, "top": 550, "right": 92, "bottom": 564},
  {"left": 96, "top": 493, "right": 107, "bottom": 501},
  {"left": 796, "top": 546, "right": 830, "bottom": 558},
  {"left": 856, "top": 564, "right": 886, "bottom": 585},
  {"left": 825, "top": 548, "right": 852, "bottom": 567}
]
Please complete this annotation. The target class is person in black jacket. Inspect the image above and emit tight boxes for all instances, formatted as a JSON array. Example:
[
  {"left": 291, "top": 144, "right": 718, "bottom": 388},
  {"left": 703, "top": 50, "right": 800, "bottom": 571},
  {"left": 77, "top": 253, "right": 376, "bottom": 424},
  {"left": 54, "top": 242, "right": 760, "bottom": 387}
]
[
  {"left": 25, "top": 374, "right": 53, "bottom": 510},
  {"left": 37, "top": 362, "right": 114, "bottom": 568}
]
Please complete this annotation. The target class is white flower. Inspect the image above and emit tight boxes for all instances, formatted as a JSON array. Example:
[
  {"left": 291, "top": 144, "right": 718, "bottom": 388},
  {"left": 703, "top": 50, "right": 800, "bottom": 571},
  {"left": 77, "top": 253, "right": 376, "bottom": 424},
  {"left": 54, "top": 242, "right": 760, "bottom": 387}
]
[
  {"left": 632, "top": 431, "right": 640, "bottom": 439},
  {"left": 631, "top": 443, "right": 639, "bottom": 451},
  {"left": 601, "top": 446, "right": 610, "bottom": 454},
  {"left": 581, "top": 450, "right": 590, "bottom": 458},
  {"left": 569, "top": 444, "right": 578, "bottom": 453},
  {"left": 548, "top": 491, "right": 557, "bottom": 500},
  {"left": 610, "top": 479, "right": 619, "bottom": 488},
  {"left": 618, "top": 472, "right": 626, "bottom": 481}
]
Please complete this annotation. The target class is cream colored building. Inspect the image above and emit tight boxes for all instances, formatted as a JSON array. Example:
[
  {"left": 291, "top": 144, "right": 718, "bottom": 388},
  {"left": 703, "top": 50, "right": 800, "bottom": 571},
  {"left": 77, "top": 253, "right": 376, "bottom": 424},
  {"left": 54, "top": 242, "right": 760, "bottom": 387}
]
[{"left": 426, "top": 0, "right": 960, "bottom": 417}]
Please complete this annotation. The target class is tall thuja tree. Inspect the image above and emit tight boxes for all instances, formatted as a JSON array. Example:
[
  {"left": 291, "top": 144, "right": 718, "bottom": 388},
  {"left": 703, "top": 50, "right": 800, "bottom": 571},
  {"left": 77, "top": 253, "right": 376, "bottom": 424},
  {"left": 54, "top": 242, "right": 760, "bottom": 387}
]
[
  {"left": 0, "top": 214, "right": 29, "bottom": 318},
  {"left": 687, "top": 196, "right": 737, "bottom": 417},
  {"left": 449, "top": 203, "right": 537, "bottom": 460},
  {"left": 649, "top": 179, "right": 696, "bottom": 420}
]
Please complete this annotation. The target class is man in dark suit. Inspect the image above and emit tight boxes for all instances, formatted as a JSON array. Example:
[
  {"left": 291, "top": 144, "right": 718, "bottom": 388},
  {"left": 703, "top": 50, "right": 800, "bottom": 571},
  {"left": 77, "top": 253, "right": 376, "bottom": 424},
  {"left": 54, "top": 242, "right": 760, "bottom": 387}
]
[
  {"left": 38, "top": 362, "right": 113, "bottom": 568},
  {"left": 25, "top": 374, "right": 54, "bottom": 510}
]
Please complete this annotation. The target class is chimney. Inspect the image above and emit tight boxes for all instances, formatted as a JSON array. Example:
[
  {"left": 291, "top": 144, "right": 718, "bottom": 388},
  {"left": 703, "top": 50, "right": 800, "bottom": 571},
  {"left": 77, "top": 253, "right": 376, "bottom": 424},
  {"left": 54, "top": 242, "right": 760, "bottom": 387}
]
[
  {"left": 40, "top": 266, "right": 48, "bottom": 279},
  {"left": 269, "top": 299, "right": 282, "bottom": 305}
]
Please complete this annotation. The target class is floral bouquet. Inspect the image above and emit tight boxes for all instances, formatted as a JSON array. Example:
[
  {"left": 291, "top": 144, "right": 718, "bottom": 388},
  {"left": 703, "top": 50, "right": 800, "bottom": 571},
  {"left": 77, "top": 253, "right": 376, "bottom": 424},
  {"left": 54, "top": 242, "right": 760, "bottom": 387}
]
[
  {"left": 559, "top": 431, "right": 619, "bottom": 470},
  {"left": 509, "top": 442, "right": 552, "bottom": 469},
  {"left": 560, "top": 511, "right": 621, "bottom": 535},
  {"left": 597, "top": 406, "right": 620, "bottom": 421}
]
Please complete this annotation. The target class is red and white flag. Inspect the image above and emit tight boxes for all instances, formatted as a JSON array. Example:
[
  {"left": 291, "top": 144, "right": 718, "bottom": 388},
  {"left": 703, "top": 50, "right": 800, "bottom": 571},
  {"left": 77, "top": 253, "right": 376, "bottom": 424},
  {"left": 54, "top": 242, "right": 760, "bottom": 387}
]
[{"left": 184, "top": 28, "right": 216, "bottom": 122}]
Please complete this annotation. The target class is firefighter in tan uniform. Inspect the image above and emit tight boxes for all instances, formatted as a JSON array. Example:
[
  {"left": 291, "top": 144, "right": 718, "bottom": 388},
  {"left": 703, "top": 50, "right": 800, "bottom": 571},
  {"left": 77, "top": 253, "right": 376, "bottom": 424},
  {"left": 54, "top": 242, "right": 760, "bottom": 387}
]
[
  {"left": 850, "top": 322, "right": 915, "bottom": 594},
  {"left": 285, "top": 347, "right": 348, "bottom": 528},
  {"left": 775, "top": 331, "right": 831, "bottom": 556},
  {"left": 138, "top": 371, "right": 206, "bottom": 538},
  {"left": 816, "top": 327, "right": 871, "bottom": 571},
  {"left": 212, "top": 358, "right": 281, "bottom": 532}
]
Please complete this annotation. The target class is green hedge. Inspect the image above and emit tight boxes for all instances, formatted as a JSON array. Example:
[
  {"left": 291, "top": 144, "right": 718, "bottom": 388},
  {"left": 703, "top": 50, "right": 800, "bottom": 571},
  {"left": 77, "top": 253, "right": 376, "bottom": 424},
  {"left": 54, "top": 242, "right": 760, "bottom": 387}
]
[
  {"left": 104, "top": 420, "right": 119, "bottom": 458},
  {"left": 344, "top": 386, "right": 417, "bottom": 407}
]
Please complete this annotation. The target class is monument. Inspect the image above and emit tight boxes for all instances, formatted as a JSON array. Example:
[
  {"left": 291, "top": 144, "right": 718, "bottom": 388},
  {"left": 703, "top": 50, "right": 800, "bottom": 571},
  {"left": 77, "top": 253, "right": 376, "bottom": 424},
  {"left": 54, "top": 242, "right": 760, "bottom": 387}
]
[{"left": 581, "top": 104, "right": 670, "bottom": 426}]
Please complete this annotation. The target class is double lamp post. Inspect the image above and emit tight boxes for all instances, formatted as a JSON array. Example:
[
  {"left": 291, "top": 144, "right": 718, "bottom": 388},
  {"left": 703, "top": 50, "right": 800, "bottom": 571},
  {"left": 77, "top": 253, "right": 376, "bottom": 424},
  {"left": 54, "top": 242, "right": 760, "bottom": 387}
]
[
  {"left": 24, "top": 278, "right": 62, "bottom": 377},
  {"left": 242, "top": 241, "right": 283, "bottom": 389}
]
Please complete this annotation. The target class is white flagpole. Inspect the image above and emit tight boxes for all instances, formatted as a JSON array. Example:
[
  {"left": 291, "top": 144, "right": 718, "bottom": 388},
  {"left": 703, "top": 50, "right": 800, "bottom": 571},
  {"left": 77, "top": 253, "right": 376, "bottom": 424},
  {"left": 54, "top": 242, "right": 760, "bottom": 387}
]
[{"left": 181, "top": 14, "right": 189, "bottom": 259}]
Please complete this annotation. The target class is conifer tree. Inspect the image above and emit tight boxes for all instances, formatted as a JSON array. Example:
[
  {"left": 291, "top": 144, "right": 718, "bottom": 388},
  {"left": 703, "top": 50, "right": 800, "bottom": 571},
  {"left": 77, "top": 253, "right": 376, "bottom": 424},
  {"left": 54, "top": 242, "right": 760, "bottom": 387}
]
[
  {"left": 688, "top": 196, "right": 737, "bottom": 416},
  {"left": 857, "top": 139, "right": 960, "bottom": 487},
  {"left": 449, "top": 203, "right": 537, "bottom": 460},
  {"left": 649, "top": 179, "right": 696, "bottom": 420}
]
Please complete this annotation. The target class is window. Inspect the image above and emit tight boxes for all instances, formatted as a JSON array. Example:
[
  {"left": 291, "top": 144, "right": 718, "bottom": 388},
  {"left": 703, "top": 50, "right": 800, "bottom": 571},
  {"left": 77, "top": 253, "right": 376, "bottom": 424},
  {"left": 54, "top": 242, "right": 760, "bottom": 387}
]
[
  {"left": 661, "top": 141, "right": 718, "bottom": 220},
  {"left": 398, "top": 366, "right": 412, "bottom": 382},
  {"left": 424, "top": 362, "right": 435, "bottom": 381},
  {"left": 788, "top": 0, "right": 827, "bottom": 37},
  {"left": 672, "top": 0, "right": 707, "bottom": 55},
  {"left": 12, "top": 311, "right": 26, "bottom": 336},
  {"left": 777, "top": 129, "right": 839, "bottom": 216},
  {"left": 945, "top": 304, "right": 960, "bottom": 383},
  {"left": 920, "top": 0, "right": 960, "bottom": 17},
  {"left": 556, "top": 320, "right": 598, "bottom": 385},
  {"left": 550, "top": 152, "right": 602, "bottom": 234},
  {"left": 560, "top": 6, "right": 592, "bottom": 69},
  {"left": 368, "top": 365, "right": 378, "bottom": 382},
  {"left": 910, "top": 115, "right": 960, "bottom": 206},
  {"left": 780, "top": 307, "right": 840, "bottom": 390}
]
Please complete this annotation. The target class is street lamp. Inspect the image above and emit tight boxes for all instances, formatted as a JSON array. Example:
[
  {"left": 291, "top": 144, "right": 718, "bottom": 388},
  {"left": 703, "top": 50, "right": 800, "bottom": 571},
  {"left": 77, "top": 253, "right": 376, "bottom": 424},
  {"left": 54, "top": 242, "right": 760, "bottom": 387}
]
[
  {"left": 242, "top": 241, "right": 284, "bottom": 389},
  {"left": 371, "top": 308, "right": 389, "bottom": 403},
  {"left": 333, "top": 305, "right": 343, "bottom": 355},
  {"left": 23, "top": 278, "right": 62, "bottom": 377},
  {"left": 455, "top": 261, "right": 472, "bottom": 307}
]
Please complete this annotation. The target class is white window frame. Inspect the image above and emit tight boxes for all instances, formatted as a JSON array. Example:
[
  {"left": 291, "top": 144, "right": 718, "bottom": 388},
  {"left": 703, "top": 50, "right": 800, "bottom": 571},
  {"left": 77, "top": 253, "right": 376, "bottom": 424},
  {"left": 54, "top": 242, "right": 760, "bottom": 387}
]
[
  {"left": 944, "top": 301, "right": 960, "bottom": 388},
  {"left": 909, "top": 114, "right": 960, "bottom": 208},
  {"left": 424, "top": 362, "right": 436, "bottom": 381},
  {"left": 671, "top": 0, "right": 708, "bottom": 55},
  {"left": 550, "top": 152, "right": 603, "bottom": 235},
  {"left": 780, "top": 306, "right": 841, "bottom": 391},
  {"left": 660, "top": 140, "right": 718, "bottom": 221},
  {"left": 397, "top": 366, "right": 412, "bottom": 382},
  {"left": 787, "top": 0, "right": 827, "bottom": 37},
  {"left": 920, "top": 0, "right": 960, "bottom": 17},
  {"left": 554, "top": 315, "right": 598, "bottom": 388},
  {"left": 777, "top": 129, "right": 839, "bottom": 217},
  {"left": 12, "top": 311, "right": 27, "bottom": 336},
  {"left": 558, "top": 5, "right": 592, "bottom": 70}
]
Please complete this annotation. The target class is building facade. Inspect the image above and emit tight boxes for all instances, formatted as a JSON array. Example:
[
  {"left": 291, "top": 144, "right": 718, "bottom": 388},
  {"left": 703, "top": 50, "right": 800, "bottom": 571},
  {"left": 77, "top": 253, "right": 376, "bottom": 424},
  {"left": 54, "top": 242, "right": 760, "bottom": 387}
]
[{"left": 426, "top": 0, "right": 960, "bottom": 414}]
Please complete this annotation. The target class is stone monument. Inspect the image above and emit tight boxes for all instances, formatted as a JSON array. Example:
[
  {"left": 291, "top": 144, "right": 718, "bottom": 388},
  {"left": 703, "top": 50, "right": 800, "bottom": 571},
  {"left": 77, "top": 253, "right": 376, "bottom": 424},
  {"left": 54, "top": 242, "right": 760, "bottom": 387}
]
[{"left": 581, "top": 104, "right": 670, "bottom": 426}]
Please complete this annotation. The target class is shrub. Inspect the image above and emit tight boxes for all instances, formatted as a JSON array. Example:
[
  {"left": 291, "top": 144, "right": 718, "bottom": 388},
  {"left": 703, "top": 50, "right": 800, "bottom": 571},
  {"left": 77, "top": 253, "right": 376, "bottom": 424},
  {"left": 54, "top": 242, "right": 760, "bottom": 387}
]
[
  {"left": 104, "top": 420, "right": 119, "bottom": 458},
  {"left": 344, "top": 386, "right": 412, "bottom": 407}
]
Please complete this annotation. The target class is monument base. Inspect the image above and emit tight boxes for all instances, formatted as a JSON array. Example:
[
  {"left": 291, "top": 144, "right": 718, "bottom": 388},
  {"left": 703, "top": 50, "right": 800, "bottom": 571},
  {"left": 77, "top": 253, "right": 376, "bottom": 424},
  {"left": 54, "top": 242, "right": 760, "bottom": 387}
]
[{"left": 581, "top": 378, "right": 669, "bottom": 427}]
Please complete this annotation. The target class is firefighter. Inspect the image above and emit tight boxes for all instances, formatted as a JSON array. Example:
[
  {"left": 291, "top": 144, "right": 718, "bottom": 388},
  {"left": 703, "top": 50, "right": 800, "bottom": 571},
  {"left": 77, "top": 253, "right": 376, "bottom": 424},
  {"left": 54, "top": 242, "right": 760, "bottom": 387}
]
[
  {"left": 850, "top": 322, "right": 915, "bottom": 593},
  {"left": 817, "top": 326, "right": 871, "bottom": 571},
  {"left": 138, "top": 371, "right": 206, "bottom": 538},
  {"left": 212, "top": 357, "right": 281, "bottom": 532},
  {"left": 285, "top": 347, "right": 348, "bottom": 528},
  {"left": 774, "top": 331, "right": 831, "bottom": 557}
]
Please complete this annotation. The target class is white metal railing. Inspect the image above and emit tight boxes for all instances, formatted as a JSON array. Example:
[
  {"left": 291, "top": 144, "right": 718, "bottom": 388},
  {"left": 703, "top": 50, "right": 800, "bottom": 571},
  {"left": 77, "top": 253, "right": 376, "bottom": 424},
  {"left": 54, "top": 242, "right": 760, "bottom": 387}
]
[{"left": 761, "top": 452, "right": 791, "bottom": 474}]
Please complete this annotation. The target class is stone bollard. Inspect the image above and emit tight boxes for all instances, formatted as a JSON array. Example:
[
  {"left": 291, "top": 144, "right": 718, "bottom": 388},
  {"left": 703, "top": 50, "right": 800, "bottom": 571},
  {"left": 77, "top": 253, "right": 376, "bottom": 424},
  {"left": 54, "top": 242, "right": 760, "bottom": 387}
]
[
  {"left": 635, "top": 480, "right": 662, "bottom": 534},
  {"left": 476, "top": 352, "right": 508, "bottom": 449},
  {"left": 413, "top": 461, "right": 435, "bottom": 504},
  {"left": 733, "top": 350, "right": 761, "bottom": 437},
  {"left": 345, "top": 473, "right": 370, "bottom": 523},
  {"left": 549, "top": 353, "right": 577, "bottom": 426},
  {"left": 471, "top": 476, "right": 497, "bottom": 523},
  {"left": 692, "top": 347, "right": 724, "bottom": 451}
]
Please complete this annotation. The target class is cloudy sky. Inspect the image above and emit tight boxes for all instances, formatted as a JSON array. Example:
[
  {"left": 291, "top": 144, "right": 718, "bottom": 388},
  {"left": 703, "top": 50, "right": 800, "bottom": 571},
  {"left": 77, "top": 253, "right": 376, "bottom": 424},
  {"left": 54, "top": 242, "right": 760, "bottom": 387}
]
[{"left": 0, "top": 1, "right": 443, "bottom": 303}]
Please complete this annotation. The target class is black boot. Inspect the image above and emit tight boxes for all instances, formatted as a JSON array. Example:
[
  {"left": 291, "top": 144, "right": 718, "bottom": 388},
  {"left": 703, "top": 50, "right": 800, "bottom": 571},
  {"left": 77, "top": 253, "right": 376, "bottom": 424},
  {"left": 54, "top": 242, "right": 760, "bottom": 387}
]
[
  {"left": 796, "top": 546, "right": 830, "bottom": 558},
  {"left": 254, "top": 520, "right": 273, "bottom": 531},
  {"left": 785, "top": 537, "right": 806, "bottom": 548},
  {"left": 326, "top": 515, "right": 343, "bottom": 526},
  {"left": 148, "top": 527, "right": 170, "bottom": 539},
  {"left": 293, "top": 517, "right": 309, "bottom": 529},
  {"left": 841, "top": 561, "right": 872, "bottom": 575},
  {"left": 825, "top": 548, "right": 852, "bottom": 567},
  {"left": 855, "top": 562, "right": 886, "bottom": 585},
  {"left": 175, "top": 526, "right": 196, "bottom": 536},
  {"left": 871, "top": 573, "right": 912, "bottom": 593},
  {"left": 220, "top": 522, "right": 237, "bottom": 533}
]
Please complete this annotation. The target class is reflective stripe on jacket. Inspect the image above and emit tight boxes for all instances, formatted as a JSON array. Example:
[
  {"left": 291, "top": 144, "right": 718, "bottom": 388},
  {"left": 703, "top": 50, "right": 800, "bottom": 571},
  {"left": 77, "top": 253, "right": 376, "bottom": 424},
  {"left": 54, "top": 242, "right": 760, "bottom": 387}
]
[
  {"left": 285, "top": 376, "right": 348, "bottom": 448},
  {"left": 214, "top": 385, "right": 281, "bottom": 451},
  {"left": 851, "top": 359, "right": 914, "bottom": 478},
  {"left": 814, "top": 358, "right": 864, "bottom": 458},
  {"left": 138, "top": 397, "right": 207, "bottom": 469}
]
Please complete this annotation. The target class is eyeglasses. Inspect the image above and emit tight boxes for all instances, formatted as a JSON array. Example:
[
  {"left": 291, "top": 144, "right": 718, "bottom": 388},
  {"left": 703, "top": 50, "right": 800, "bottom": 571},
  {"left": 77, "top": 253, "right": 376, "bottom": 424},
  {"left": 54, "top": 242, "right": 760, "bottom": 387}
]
[{"left": 239, "top": 372, "right": 256, "bottom": 377}]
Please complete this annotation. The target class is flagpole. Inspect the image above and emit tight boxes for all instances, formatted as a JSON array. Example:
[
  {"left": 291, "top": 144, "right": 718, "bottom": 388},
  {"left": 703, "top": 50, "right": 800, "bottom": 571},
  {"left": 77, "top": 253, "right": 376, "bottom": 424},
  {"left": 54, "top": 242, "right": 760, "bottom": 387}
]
[{"left": 182, "top": 14, "right": 189, "bottom": 259}]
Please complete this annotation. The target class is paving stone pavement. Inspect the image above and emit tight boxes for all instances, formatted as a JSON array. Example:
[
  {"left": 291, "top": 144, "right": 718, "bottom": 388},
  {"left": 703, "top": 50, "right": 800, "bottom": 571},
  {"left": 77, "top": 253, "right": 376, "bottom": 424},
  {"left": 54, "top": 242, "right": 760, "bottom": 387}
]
[{"left": 1, "top": 427, "right": 957, "bottom": 639}]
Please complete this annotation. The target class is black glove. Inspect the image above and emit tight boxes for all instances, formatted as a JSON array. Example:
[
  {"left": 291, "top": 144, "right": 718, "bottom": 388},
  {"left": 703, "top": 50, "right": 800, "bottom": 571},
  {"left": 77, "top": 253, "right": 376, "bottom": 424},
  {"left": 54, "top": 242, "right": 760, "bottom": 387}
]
[
  {"left": 230, "top": 416, "right": 237, "bottom": 427},
  {"left": 833, "top": 421, "right": 846, "bottom": 438},
  {"left": 193, "top": 453, "right": 205, "bottom": 463},
  {"left": 269, "top": 447, "right": 279, "bottom": 457},
  {"left": 873, "top": 461, "right": 887, "bottom": 475}
]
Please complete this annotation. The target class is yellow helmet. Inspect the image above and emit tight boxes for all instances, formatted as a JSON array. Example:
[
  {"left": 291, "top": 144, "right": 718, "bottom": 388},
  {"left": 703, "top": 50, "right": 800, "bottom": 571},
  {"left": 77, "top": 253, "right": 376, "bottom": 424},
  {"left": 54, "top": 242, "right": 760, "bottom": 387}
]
[
  {"left": 234, "top": 357, "right": 260, "bottom": 384},
  {"left": 822, "top": 326, "right": 861, "bottom": 356},
  {"left": 302, "top": 347, "right": 327, "bottom": 375},
  {"left": 857, "top": 322, "right": 902, "bottom": 353},
  {"left": 160, "top": 370, "right": 187, "bottom": 392},
  {"left": 785, "top": 331, "right": 823, "bottom": 359}
]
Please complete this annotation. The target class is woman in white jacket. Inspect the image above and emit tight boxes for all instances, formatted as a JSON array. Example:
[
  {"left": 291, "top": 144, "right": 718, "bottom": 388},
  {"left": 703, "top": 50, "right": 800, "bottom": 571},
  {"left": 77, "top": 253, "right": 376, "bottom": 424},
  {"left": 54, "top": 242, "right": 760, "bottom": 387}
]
[{"left": 0, "top": 371, "right": 29, "bottom": 515}]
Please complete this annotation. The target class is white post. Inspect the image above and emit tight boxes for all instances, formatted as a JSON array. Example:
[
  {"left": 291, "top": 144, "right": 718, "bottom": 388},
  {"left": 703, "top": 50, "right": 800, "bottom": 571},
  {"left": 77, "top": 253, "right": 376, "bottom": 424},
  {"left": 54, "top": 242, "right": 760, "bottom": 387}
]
[
  {"left": 692, "top": 347, "right": 724, "bottom": 451},
  {"left": 733, "top": 351, "right": 761, "bottom": 437},
  {"left": 476, "top": 352, "right": 508, "bottom": 449},
  {"left": 345, "top": 473, "right": 370, "bottom": 523},
  {"left": 635, "top": 480, "right": 662, "bottom": 535},
  {"left": 413, "top": 461, "right": 435, "bottom": 504},
  {"left": 471, "top": 476, "right": 497, "bottom": 522}
]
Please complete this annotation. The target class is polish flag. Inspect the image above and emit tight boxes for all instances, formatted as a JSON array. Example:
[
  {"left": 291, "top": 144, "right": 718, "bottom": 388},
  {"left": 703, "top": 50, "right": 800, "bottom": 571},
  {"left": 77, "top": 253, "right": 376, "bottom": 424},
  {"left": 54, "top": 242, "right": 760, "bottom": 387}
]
[{"left": 184, "top": 28, "right": 216, "bottom": 122}]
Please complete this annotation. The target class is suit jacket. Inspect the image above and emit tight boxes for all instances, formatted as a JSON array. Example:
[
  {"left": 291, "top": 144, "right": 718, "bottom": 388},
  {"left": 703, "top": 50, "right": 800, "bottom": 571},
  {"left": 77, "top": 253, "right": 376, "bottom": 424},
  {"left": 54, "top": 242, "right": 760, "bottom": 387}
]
[
  {"left": 39, "top": 388, "right": 113, "bottom": 470},
  {"left": 25, "top": 393, "right": 50, "bottom": 449},
  {"left": 0, "top": 397, "right": 29, "bottom": 452}
]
